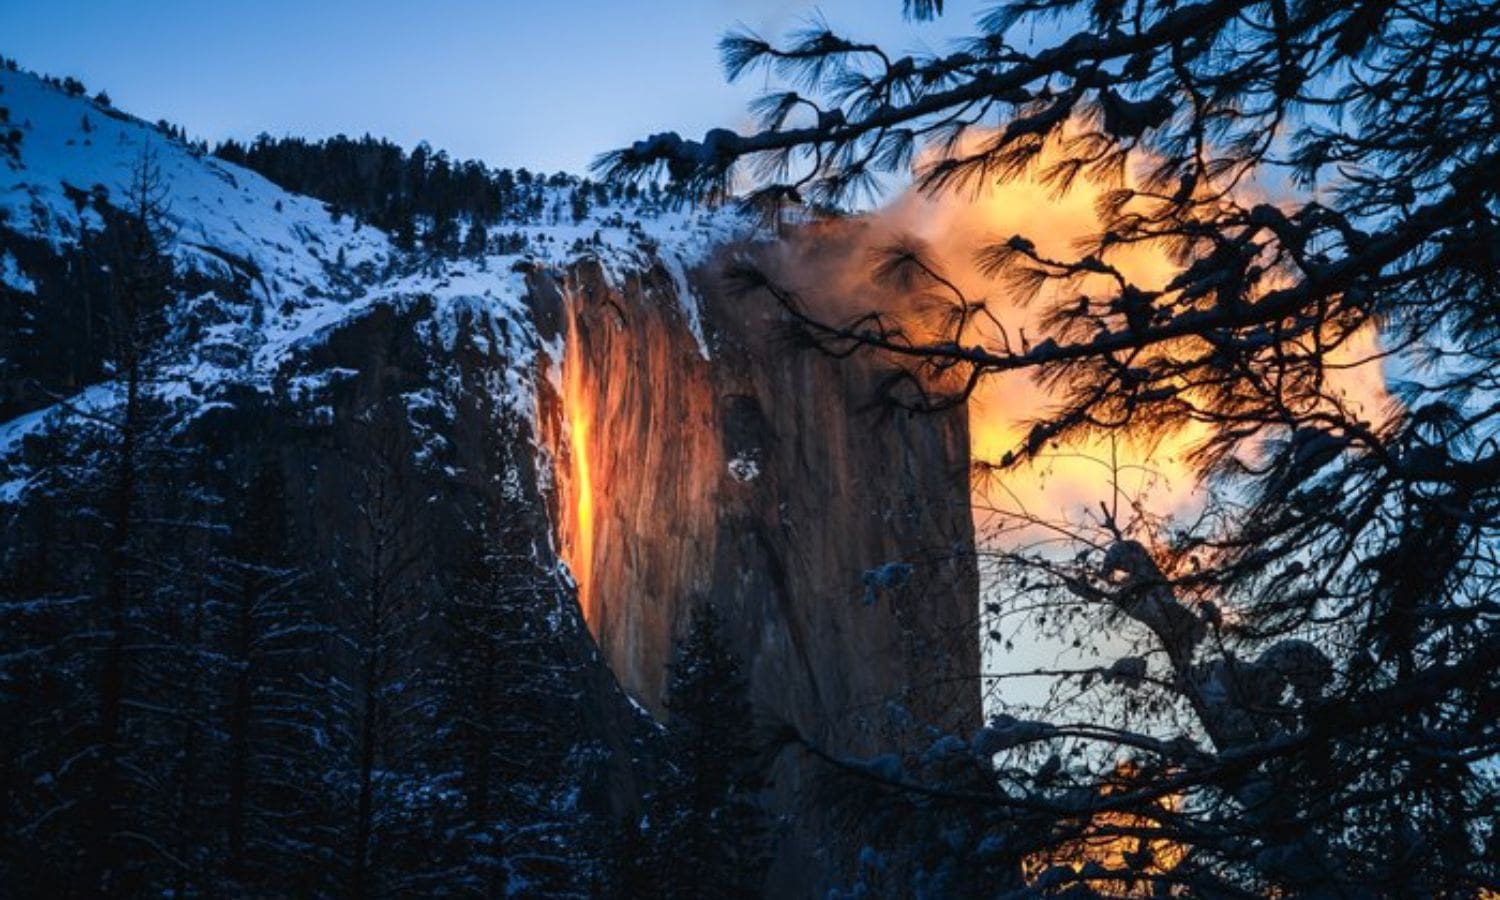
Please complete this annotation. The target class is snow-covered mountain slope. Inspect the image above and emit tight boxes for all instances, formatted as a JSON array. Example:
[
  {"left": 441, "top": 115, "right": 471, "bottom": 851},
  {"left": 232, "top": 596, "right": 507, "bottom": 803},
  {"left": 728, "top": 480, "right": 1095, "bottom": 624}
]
[
  {"left": 0, "top": 65, "right": 751, "bottom": 495},
  {"left": 0, "top": 67, "right": 393, "bottom": 292}
]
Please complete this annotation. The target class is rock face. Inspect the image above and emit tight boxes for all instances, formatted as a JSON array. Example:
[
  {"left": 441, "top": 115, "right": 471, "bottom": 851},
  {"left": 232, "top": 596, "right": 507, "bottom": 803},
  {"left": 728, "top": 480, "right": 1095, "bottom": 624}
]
[{"left": 532, "top": 239, "right": 981, "bottom": 891}]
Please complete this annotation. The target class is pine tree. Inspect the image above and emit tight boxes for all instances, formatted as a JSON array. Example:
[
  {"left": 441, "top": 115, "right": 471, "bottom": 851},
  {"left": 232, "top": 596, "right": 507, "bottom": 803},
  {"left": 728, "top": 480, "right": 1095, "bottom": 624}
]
[
  {"left": 0, "top": 146, "right": 192, "bottom": 895},
  {"left": 330, "top": 403, "right": 433, "bottom": 900},
  {"left": 569, "top": 187, "right": 591, "bottom": 223},
  {"left": 132, "top": 458, "right": 223, "bottom": 897},
  {"left": 462, "top": 219, "right": 488, "bottom": 258},
  {"left": 209, "top": 458, "right": 333, "bottom": 894},
  {"left": 655, "top": 603, "right": 769, "bottom": 900},
  {"left": 59, "top": 147, "right": 187, "bottom": 895},
  {"left": 430, "top": 409, "right": 601, "bottom": 896}
]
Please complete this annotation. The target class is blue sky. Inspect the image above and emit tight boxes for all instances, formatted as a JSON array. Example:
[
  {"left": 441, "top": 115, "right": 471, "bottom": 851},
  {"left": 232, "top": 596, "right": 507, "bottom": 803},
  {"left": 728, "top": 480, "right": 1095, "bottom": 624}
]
[{"left": 1, "top": 1, "right": 980, "bottom": 174}]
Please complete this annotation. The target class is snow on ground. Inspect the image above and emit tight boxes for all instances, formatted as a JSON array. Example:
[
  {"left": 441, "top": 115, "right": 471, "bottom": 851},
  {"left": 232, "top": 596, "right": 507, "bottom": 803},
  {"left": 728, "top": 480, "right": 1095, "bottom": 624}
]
[
  {"left": 727, "top": 452, "right": 761, "bottom": 483},
  {"left": 0, "top": 68, "right": 392, "bottom": 287},
  {"left": 0, "top": 250, "right": 34, "bottom": 293}
]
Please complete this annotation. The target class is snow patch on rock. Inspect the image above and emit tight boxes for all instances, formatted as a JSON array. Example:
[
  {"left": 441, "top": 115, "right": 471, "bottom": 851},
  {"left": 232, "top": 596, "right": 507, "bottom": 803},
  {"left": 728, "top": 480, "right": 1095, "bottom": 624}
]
[
  {"left": 0, "top": 251, "right": 35, "bottom": 294},
  {"left": 661, "top": 252, "right": 712, "bottom": 360},
  {"left": 727, "top": 452, "right": 761, "bottom": 482}
]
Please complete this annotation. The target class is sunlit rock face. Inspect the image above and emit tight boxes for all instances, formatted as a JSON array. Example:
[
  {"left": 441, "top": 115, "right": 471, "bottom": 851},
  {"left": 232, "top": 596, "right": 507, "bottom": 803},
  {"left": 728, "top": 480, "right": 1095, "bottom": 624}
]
[
  {"left": 531, "top": 240, "right": 980, "bottom": 891},
  {"left": 535, "top": 251, "right": 979, "bottom": 733}
]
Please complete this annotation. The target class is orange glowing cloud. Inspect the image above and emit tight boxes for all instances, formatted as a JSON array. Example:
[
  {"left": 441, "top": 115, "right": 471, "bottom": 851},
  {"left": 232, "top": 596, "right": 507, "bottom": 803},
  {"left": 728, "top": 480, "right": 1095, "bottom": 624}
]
[
  {"left": 868, "top": 151, "right": 1206, "bottom": 531},
  {"left": 851, "top": 136, "right": 1393, "bottom": 537}
]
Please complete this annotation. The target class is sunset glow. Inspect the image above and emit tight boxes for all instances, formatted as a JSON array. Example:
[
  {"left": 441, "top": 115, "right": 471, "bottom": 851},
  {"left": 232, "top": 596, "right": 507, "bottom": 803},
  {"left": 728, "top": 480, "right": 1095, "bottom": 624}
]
[{"left": 874, "top": 140, "right": 1392, "bottom": 534}]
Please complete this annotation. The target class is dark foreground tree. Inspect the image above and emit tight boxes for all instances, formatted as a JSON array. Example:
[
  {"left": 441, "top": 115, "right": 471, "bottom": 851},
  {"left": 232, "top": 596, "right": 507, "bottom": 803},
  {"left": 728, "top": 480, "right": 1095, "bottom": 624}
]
[
  {"left": 651, "top": 603, "right": 770, "bottom": 899},
  {"left": 328, "top": 404, "right": 434, "bottom": 900},
  {"left": 0, "top": 147, "right": 200, "bottom": 895},
  {"left": 208, "top": 459, "right": 333, "bottom": 893},
  {"left": 428, "top": 409, "right": 606, "bottom": 897},
  {"left": 604, "top": 1, "right": 1500, "bottom": 895}
]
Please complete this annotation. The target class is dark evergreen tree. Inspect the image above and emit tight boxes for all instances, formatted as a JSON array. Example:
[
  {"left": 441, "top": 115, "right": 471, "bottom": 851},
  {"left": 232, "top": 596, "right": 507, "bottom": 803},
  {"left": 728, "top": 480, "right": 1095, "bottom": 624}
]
[
  {"left": 62, "top": 148, "right": 193, "bottom": 895},
  {"left": 654, "top": 602, "right": 770, "bottom": 900},
  {"left": 569, "top": 186, "right": 591, "bottom": 223},
  {"left": 462, "top": 219, "right": 488, "bottom": 258},
  {"left": 604, "top": 814, "right": 663, "bottom": 900},
  {"left": 206, "top": 457, "right": 335, "bottom": 894},
  {"left": 0, "top": 146, "right": 194, "bottom": 895},
  {"left": 329, "top": 405, "right": 433, "bottom": 900},
  {"left": 425, "top": 409, "right": 604, "bottom": 897},
  {"left": 131, "top": 459, "right": 222, "bottom": 897}
]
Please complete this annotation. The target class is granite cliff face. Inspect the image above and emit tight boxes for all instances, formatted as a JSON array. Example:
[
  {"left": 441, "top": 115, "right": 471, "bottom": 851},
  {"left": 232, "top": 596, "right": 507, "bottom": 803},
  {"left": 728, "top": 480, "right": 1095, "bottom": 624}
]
[
  {"left": 536, "top": 251, "right": 979, "bottom": 737},
  {"left": 531, "top": 241, "right": 981, "bottom": 889}
]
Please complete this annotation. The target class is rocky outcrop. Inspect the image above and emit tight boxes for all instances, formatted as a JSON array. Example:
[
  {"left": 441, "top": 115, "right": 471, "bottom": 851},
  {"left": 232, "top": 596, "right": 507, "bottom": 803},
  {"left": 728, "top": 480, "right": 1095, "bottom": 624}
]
[
  {"left": 531, "top": 232, "right": 981, "bottom": 892},
  {"left": 179, "top": 236, "right": 982, "bottom": 890}
]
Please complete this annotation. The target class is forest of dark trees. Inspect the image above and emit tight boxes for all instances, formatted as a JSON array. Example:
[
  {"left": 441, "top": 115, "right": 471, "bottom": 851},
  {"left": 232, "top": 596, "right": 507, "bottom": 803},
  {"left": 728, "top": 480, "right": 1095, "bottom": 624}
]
[{"left": 213, "top": 135, "right": 663, "bottom": 256}]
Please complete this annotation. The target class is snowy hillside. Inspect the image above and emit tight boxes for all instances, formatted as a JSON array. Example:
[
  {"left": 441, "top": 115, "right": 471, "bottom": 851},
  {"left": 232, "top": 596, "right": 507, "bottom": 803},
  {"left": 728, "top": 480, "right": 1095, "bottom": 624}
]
[
  {"left": 0, "top": 69, "right": 391, "bottom": 291},
  {"left": 0, "top": 66, "right": 752, "bottom": 498}
]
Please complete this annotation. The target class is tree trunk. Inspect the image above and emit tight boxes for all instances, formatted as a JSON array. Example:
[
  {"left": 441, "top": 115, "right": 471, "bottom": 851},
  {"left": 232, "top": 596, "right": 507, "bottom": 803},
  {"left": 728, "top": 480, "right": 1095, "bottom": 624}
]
[
  {"left": 89, "top": 357, "right": 139, "bottom": 894},
  {"left": 225, "top": 573, "right": 257, "bottom": 878}
]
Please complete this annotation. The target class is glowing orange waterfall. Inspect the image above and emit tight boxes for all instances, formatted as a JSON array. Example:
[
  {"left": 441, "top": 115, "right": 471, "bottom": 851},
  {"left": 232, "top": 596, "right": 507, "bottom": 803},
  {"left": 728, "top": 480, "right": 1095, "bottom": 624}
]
[{"left": 560, "top": 296, "right": 597, "bottom": 627}]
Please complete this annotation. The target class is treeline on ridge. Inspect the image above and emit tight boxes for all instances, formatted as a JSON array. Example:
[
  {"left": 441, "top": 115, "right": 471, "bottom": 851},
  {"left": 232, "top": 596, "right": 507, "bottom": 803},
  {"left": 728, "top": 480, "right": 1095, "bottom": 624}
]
[{"left": 213, "top": 134, "right": 668, "bottom": 254}]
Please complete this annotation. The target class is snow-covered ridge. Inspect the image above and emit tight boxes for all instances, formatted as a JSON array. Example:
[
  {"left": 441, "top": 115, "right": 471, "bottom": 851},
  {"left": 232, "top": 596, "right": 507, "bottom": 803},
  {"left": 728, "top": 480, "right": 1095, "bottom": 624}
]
[
  {"left": 0, "top": 67, "right": 393, "bottom": 293},
  {"left": 0, "top": 66, "right": 754, "bottom": 495}
]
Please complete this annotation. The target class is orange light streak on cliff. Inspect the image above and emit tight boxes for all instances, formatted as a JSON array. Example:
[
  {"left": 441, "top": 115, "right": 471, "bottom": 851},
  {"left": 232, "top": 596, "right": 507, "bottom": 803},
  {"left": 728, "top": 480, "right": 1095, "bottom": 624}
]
[{"left": 560, "top": 299, "right": 597, "bottom": 626}]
